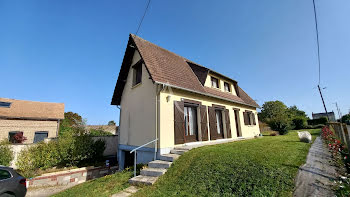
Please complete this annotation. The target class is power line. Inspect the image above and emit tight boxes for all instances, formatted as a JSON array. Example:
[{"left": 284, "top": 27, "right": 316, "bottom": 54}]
[
  {"left": 135, "top": 0, "right": 151, "bottom": 35},
  {"left": 312, "top": 0, "right": 321, "bottom": 85}
]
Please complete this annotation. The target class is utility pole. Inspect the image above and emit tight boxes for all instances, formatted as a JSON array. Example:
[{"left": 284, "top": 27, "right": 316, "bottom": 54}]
[{"left": 318, "top": 85, "right": 329, "bottom": 120}]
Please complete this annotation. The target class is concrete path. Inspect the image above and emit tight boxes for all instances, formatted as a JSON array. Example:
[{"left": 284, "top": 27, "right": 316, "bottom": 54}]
[
  {"left": 294, "top": 137, "right": 338, "bottom": 197},
  {"left": 111, "top": 186, "right": 139, "bottom": 197},
  {"left": 26, "top": 183, "right": 80, "bottom": 197}
]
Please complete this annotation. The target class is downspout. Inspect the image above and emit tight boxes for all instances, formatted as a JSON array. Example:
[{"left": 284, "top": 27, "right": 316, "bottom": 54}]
[
  {"left": 117, "top": 105, "right": 121, "bottom": 161},
  {"left": 155, "top": 84, "right": 166, "bottom": 160}
]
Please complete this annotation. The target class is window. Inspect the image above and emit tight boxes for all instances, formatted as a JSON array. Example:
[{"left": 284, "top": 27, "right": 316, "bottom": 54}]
[
  {"left": 224, "top": 82, "right": 231, "bottom": 92},
  {"left": 0, "top": 170, "right": 11, "bottom": 180},
  {"left": 34, "top": 131, "right": 48, "bottom": 143},
  {"left": 133, "top": 62, "right": 142, "bottom": 86},
  {"left": 184, "top": 106, "right": 198, "bottom": 136},
  {"left": 0, "top": 102, "right": 11, "bottom": 108},
  {"left": 8, "top": 131, "right": 22, "bottom": 143},
  {"left": 243, "top": 111, "right": 256, "bottom": 126},
  {"left": 211, "top": 77, "right": 219, "bottom": 88}
]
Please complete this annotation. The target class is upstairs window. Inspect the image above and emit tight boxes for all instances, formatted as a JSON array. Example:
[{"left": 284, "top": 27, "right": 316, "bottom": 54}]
[
  {"left": 224, "top": 82, "right": 231, "bottom": 92},
  {"left": 0, "top": 102, "right": 11, "bottom": 108},
  {"left": 133, "top": 62, "right": 142, "bottom": 86},
  {"left": 211, "top": 77, "right": 219, "bottom": 88}
]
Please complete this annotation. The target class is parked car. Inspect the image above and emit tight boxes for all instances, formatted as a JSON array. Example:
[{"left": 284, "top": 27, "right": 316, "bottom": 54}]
[{"left": 0, "top": 166, "right": 26, "bottom": 197}]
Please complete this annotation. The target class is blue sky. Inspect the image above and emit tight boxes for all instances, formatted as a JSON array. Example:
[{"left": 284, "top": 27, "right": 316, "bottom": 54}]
[{"left": 0, "top": 0, "right": 349, "bottom": 124}]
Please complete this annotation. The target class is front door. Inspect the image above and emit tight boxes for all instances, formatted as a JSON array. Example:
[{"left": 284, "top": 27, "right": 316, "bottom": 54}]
[
  {"left": 215, "top": 110, "right": 225, "bottom": 139},
  {"left": 184, "top": 105, "right": 198, "bottom": 142}
]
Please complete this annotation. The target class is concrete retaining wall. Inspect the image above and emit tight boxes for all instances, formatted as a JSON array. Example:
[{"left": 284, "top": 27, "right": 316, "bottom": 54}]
[{"left": 27, "top": 166, "right": 118, "bottom": 188}]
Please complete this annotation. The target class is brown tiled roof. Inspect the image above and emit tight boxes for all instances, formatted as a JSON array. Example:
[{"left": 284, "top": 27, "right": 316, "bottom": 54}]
[
  {"left": 111, "top": 34, "right": 259, "bottom": 108},
  {"left": 0, "top": 98, "right": 64, "bottom": 120}
]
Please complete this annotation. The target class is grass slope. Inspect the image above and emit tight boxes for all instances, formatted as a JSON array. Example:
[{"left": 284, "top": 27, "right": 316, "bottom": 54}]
[
  {"left": 53, "top": 170, "right": 132, "bottom": 197},
  {"left": 135, "top": 129, "right": 320, "bottom": 197}
]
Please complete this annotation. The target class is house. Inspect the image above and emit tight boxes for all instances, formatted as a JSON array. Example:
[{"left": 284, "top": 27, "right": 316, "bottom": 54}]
[
  {"left": 312, "top": 112, "right": 336, "bottom": 122},
  {"left": 111, "top": 34, "right": 260, "bottom": 169},
  {"left": 0, "top": 98, "right": 64, "bottom": 144}
]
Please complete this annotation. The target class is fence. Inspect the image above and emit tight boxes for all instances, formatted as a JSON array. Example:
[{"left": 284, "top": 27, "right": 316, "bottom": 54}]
[{"left": 328, "top": 122, "right": 350, "bottom": 151}]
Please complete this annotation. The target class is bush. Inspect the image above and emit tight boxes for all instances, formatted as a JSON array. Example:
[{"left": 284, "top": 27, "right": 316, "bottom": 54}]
[
  {"left": 0, "top": 140, "right": 13, "bottom": 166},
  {"left": 16, "top": 136, "right": 106, "bottom": 177},
  {"left": 307, "top": 117, "right": 328, "bottom": 125},
  {"left": 292, "top": 117, "right": 307, "bottom": 130},
  {"left": 269, "top": 119, "right": 289, "bottom": 135}
]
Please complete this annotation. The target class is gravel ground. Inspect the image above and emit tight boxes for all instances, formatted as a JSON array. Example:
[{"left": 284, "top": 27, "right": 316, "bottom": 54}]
[{"left": 294, "top": 137, "right": 338, "bottom": 197}]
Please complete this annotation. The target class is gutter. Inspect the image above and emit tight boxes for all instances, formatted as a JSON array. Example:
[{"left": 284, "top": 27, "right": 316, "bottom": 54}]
[{"left": 155, "top": 82, "right": 260, "bottom": 109}]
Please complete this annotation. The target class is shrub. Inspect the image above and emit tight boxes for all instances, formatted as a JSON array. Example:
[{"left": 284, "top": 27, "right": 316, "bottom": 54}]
[
  {"left": 0, "top": 140, "right": 13, "bottom": 166},
  {"left": 292, "top": 117, "right": 307, "bottom": 130},
  {"left": 270, "top": 132, "right": 277, "bottom": 136},
  {"left": 13, "top": 132, "right": 27, "bottom": 144},
  {"left": 269, "top": 119, "right": 289, "bottom": 135},
  {"left": 307, "top": 117, "right": 328, "bottom": 125},
  {"left": 16, "top": 135, "right": 106, "bottom": 177}
]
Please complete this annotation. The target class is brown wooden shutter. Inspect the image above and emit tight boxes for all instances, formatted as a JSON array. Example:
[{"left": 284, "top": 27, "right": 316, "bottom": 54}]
[
  {"left": 174, "top": 101, "right": 185, "bottom": 144},
  {"left": 200, "top": 105, "right": 209, "bottom": 141},
  {"left": 252, "top": 113, "right": 256, "bottom": 125},
  {"left": 243, "top": 112, "right": 249, "bottom": 125},
  {"left": 208, "top": 106, "right": 217, "bottom": 140},
  {"left": 224, "top": 109, "right": 232, "bottom": 138}
]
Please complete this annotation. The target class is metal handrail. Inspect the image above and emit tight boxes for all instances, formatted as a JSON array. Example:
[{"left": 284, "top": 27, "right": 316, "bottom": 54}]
[{"left": 130, "top": 138, "right": 158, "bottom": 177}]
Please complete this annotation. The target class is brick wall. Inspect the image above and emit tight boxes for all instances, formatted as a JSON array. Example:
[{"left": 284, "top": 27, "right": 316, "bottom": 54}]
[
  {"left": 27, "top": 166, "right": 118, "bottom": 188},
  {"left": 0, "top": 119, "right": 58, "bottom": 143}
]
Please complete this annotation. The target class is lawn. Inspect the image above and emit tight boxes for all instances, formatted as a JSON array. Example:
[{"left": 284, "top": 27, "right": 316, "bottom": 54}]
[
  {"left": 53, "top": 170, "right": 133, "bottom": 197},
  {"left": 134, "top": 129, "right": 320, "bottom": 197}
]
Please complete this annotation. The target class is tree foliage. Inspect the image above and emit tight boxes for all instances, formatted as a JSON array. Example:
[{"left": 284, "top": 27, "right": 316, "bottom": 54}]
[
  {"left": 258, "top": 101, "right": 309, "bottom": 134},
  {"left": 341, "top": 114, "right": 350, "bottom": 124},
  {"left": 108, "top": 120, "right": 116, "bottom": 126}
]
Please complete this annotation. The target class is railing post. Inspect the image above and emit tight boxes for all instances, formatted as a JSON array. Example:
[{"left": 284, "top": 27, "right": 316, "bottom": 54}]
[{"left": 134, "top": 151, "right": 136, "bottom": 177}]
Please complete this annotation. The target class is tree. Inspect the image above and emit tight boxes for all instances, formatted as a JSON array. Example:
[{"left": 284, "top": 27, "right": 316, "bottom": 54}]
[
  {"left": 287, "top": 105, "right": 308, "bottom": 120},
  {"left": 59, "top": 112, "right": 85, "bottom": 136},
  {"left": 258, "top": 101, "right": 289, "bottom": 123},
  {"left": 108, "top": 120, "right": 116, "bottom": 126},
  {"left": 342, "top": 114, "right": 350, "bottom": 124}
]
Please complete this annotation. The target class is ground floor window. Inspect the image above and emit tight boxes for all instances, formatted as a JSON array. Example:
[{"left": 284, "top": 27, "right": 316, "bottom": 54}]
[
  {"left": 34, "top": 131, "right": 49, "bottom": 143},
  {"left": 184, "top": 106, "right": 197, "bottom": 136},
  {"left": 8, "top": 131, "right": 22, "bottom": 143}
]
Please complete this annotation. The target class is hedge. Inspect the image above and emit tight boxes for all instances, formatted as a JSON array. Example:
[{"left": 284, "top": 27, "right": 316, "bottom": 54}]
[
  {"left": 16, "top": 135, "right": 105, "bottom": 177},
  {"left": 307, "top": 117, "right": 328, "bottom": 126},
  {"left": 0, "top": 140, "right": 13, "bottom": 166}
]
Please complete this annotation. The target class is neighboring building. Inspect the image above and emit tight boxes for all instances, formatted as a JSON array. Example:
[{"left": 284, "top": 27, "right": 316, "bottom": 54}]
[
  {"left": 312, "top": 112, "right": 336, "bottom": 122},
  {"left": 111, "top": 34, "right": 260, "bottom": 169},
  {"left": 86, "top": 125, "right": 118, "bottom": 135},
  {"left": 0, "top": 98, "right": 64, "bottom": 144}
]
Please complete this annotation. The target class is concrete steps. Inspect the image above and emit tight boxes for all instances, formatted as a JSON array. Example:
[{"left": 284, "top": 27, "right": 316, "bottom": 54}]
[
  {"left": 148, "top": 160, "right": 172, "bottom": 169},
  {"left": 128, "top": 175, "right": 158, "bottom": 186},
  {"left": 159, "top": 154, "right": 180, "bottom": 162},
  {"left": 170, "top": 149, "right": 188, "bottom": 155},
  {"left": 140, "top": 168, "right": 167, "bottom": 177},
  {"left": 129, "top": 149, "right": 184, "bottom": 186}
]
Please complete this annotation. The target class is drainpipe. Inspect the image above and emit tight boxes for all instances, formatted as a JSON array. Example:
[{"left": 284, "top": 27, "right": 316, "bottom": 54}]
[
  {"left": 117, "top": 105, "right": 122, "bottom": 167},
  {"left": 155, "top": 84, "right": 165, "bottom": 160}
]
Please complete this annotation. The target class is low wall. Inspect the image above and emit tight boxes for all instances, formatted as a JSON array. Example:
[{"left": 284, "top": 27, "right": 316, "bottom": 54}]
[{"left": 27, "top": 166, "right": 118, "bottom": 188}]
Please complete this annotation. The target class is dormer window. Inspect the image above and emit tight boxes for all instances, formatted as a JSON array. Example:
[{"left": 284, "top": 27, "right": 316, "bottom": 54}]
[
  {"left": 211, "top": 77, "right": 219, "bottom": 88},
  {"left": 133, "top": 62, "right": 142, "bottom": 86},
  {"left": 224, "top": 82, "right": 231, "bottom": 92},
  {"left": 0, "top": 102, "right": 11, "bottom": 108}
]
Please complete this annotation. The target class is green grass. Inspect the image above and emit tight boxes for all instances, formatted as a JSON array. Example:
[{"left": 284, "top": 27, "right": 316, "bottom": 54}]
[
  {"left": 134, "top": 129, "right": 320, "bottom": 197},
  {"left": 53, "top": 170, "right": 133, "bottom": 197}
]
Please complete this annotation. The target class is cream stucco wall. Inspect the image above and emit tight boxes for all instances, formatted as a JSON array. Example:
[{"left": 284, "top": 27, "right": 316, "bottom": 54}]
[
  {"left": 119, "top": 50, "right": 157, "bottom": 148},
  {"left": 204, "top": 73, "right": 237, "bottom": 96},
  {"left": 0, "top": 119, "right": 58, "bottom": 144},
  {"left": 158, "top": 88, "right": 260, "bottom": 149}
]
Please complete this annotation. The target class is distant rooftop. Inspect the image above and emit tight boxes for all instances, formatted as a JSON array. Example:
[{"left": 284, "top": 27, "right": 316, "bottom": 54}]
[{"left": 0, "top": 98, "right": 64, "bottom": 120}]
